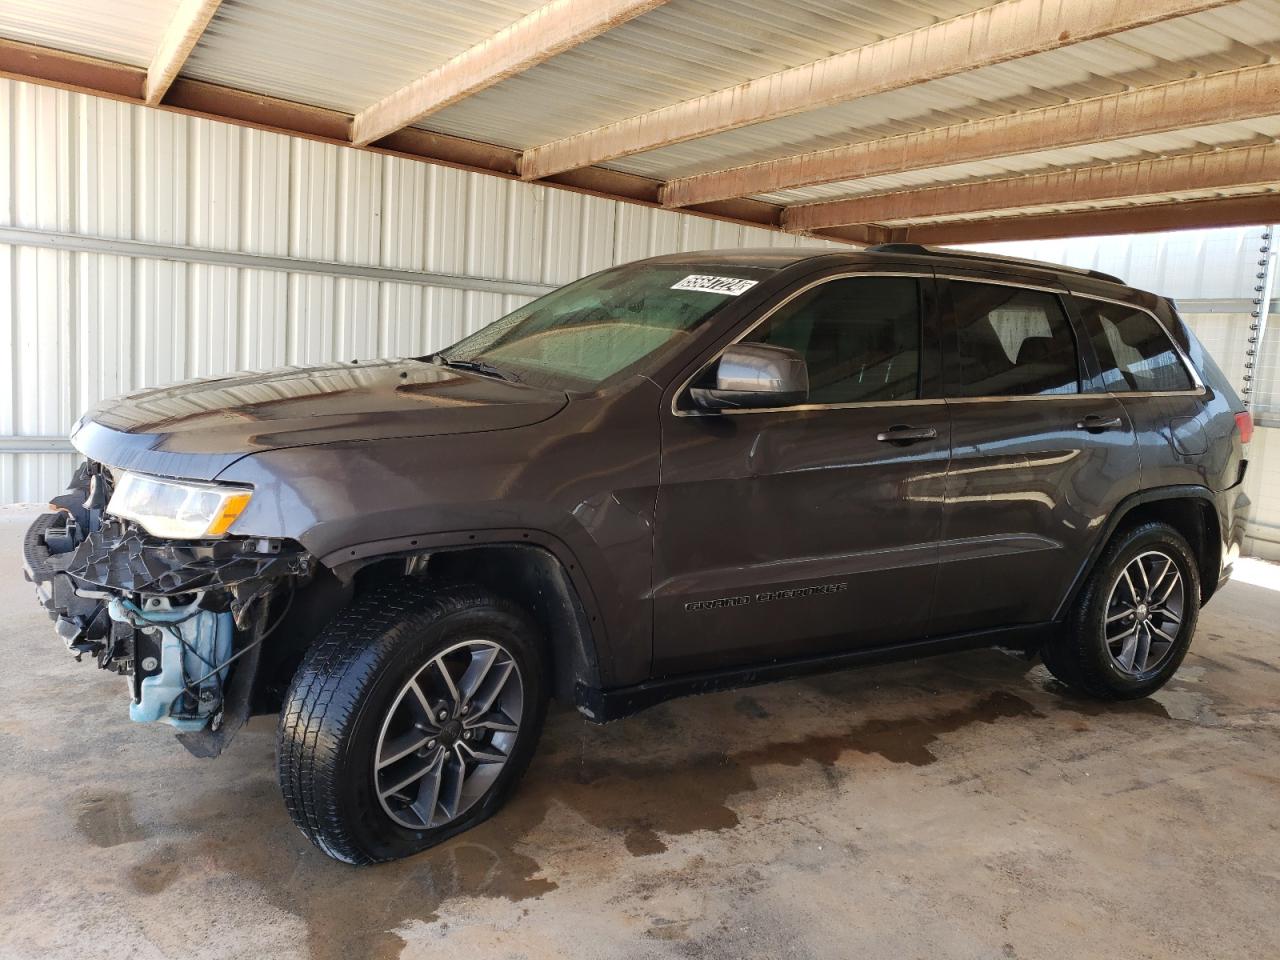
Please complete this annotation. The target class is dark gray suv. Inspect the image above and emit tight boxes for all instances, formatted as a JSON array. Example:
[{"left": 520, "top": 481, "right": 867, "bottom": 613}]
[{"left": 24, "top": 243, "right": 1252, "bottom": 864}]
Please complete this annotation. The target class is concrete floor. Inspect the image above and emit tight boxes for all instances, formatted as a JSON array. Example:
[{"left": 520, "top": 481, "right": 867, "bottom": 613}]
[{"left": 1, "top": 505, "right": 1278, "bottom": 960}]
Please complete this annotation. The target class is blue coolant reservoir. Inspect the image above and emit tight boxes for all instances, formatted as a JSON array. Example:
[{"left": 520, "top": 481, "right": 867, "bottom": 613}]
[{"left": 107, "top": 597, "right": 233, "bottom": 732}]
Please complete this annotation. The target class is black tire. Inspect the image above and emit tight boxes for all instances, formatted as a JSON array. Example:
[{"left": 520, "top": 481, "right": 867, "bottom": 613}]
[
  {"left": 1043, "top": 520, "right": 1200, "bottom": 700},
  {"left": 277, "top": 580, "right": 547, "bottom": 864}
]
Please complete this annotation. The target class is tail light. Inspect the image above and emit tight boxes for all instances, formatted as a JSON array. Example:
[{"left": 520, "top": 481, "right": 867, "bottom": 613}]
[{"left": 1235, "top": 410, "right": 1254, "bottom": 445}]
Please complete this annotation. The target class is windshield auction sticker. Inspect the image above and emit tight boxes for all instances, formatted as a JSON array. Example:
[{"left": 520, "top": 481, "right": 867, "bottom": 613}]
[{"left": 670, "top": 274, "right": 759, "bottom": 295}]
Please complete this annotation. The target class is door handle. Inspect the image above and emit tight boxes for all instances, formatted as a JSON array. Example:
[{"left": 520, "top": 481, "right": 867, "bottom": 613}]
[
  {"left": 876, "top": 425, "right": 938, "bottom": 445},
  {"left": 1076, "top": 415, "right": 1124, "bottom": 432}
]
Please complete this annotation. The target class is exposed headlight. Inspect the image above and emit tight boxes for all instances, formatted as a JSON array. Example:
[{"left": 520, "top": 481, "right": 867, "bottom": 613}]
[{"left": 107, "top": 472, "right": 253, "bottom": 539}]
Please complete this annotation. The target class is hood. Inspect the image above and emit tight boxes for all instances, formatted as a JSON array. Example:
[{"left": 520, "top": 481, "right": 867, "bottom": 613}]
[{"left": 71, "top": 359, "right": 568, "bottom": 481}]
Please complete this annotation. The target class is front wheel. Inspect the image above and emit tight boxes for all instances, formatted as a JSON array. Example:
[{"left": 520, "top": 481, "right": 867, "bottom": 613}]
[
  {"left": 277, "top": 582, "right": 547, "bottom": 864},
  {"left": 1043, "top": 521, "right": 1201, "bottom": 700}
]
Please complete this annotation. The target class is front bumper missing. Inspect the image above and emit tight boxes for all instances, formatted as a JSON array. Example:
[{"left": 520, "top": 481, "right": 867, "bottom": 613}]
[{"left": 23, "top": 461, "right": 313, "bottom": 751}]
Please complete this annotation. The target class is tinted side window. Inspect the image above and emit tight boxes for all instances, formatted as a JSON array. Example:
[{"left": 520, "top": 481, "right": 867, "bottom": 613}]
[
  {"left": 949, "top": 281, "right": 1079, "bottom": 397},
  {"left": 1075, "top": 298, "right": 1194, "bottom": 392},
  {"left": 745, "top": 276, "right": 920, "bottom": 403}
]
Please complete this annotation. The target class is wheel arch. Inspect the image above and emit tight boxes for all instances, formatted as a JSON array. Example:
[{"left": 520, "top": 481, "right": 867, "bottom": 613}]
[
  {"left": 319, "top": 531, "right": 609, "bottom": 713},
  {"left": 1057, "top": 485, "right": 1223, "bottom": 620}
]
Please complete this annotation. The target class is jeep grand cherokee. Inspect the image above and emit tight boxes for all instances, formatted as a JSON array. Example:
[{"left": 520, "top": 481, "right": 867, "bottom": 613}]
[{"left": 24, "top": 244, "right": 1252, "bottom": 864}]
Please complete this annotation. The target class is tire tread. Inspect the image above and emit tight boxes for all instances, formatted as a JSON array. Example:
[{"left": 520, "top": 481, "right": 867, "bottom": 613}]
[
  {"left": 1043, "top": 520, "right": 1200, "bottom": 700},
  {"left": 276, "top": 581, "right": 532, "bottom": 864}
]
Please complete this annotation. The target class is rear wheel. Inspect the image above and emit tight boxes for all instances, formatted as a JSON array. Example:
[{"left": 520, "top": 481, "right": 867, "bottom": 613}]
[
  {"left": 1043, "top": 521, "right": 1200, "bottom": 700},
  {"left": 277, "top": 581, "right": 547, "bottom": 864}
]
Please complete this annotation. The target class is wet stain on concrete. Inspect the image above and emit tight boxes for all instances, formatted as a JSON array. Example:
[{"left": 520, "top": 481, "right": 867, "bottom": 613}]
[
  {"left": 645, "top": 917, "right": 694, "bottom": 940},
  {"left": 733, "top": 690, "right": 1040, "bottom": 768},
  {"left": 1038, "top": 681, "right": 1173, "bottom": 720},
  {"left": 73, "top": 790, "right": 146, "bottom": 848},
  {"left": 126, "top": 774, "right": 555, "bottom": 960},
  {"left": 128, "top": 847, "right": 182, "bottom": 895},
  {"left": 1226, "top": 653, "right": 1280, "bottom": 674},
  {"left": 624, "top": 826, "right": 668, "bottom": 856},
  {"left": 117, "top": 690, "right": 1045, "bottom": 960},
  {"left": 1190, "top": 652, "right": 1239, "bottom": 673},
  {"left": 734, "top": 695, "right": 770, "bottom": 720}
]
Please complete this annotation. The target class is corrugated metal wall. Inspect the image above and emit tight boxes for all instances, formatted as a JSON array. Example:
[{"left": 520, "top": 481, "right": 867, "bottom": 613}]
[{"left": 0, "top": 78, "right": 836, "bottom": 502}]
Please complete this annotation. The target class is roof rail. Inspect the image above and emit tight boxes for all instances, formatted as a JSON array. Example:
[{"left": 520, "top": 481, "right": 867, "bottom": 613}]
[{"left": 864, "top": 242, "right": 1125, "bottom": 286}]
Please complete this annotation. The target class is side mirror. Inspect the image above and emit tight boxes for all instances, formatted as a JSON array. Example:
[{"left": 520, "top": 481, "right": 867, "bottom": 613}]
[{"left": 689, "top": 343, "right": 809, "bottom": 411}]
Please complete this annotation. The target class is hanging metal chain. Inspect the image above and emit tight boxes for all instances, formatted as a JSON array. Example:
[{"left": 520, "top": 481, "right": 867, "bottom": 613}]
[{"left": 1243, "top": 225, "right": 1277, "bottom": 410}]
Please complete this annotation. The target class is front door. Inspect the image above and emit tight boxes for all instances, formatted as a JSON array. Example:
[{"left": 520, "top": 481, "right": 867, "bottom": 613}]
[
  {"left": 652, "top": 270, "right": 950, "bottom": 674},
  {"left": 927, "top": 274, "right": 1142, "bottom": 636}
]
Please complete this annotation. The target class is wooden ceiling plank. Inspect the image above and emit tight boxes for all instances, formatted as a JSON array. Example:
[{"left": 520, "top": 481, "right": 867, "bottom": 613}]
[
  {"left": 145, "top": 0, "right": 223, "bottom": 105},
  {"left": 894, "top": 194, "right": 1280, "bottom": 243},
  {"left": 782, "top": 142, "right": 1280, "bottom": 232},
  {"left": 662, "top": 63, "right": 1280, "bottom": 208},
  {"left": 519, "top": 0, "right": 1235, "bottom": 181},
  {"left": 351, "top": 0, "right": 668, "bottom": 147}
]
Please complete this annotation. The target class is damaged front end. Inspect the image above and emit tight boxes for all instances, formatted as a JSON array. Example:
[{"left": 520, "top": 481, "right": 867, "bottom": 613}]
[{"left": 23, "top": 461, "right": 314, "bottom": 756}]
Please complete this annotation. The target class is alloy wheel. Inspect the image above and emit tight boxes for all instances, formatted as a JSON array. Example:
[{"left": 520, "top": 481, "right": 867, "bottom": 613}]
[
  {"left": 1103, "top": 550, "right": 1185, "bottom": 677},
  {"left": 373, "top": 639, "right": 523, "bottom": 830}
]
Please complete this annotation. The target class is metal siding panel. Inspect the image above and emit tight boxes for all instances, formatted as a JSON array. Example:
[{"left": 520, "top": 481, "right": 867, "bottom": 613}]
[
  {"left": 133, "top": 258, "right": 188, "bottom": 388},
  {"left": 0, "top": 77, "right": 841, "bottom": 501},
  {"left": 380, "top": 155, "right": 429, "bottom": 271},
  {"left": 73, "top": 251, "right": 134, "bottom": 413},
  {"left": 960, "top": 227, "right": 1266, "bottom": 300},
  {"left": 336, "top": 149, "right": 383, "bottom": 268},
  {"left": 240, "top": 128, "right": 292, "bottom": 257},
  {"left": 424, "top": 287, "right": 471, "bottom": 352},
  {"left": 188, "top": 120, "right": 241, "bottom": 253},
  {"left": 1180, "top": 311, "right": 1254, "bottom": 399},
  {"left": 379, "top": 281, "right": 427, "bottom": 359},
  {"left": 0, "top": 246, "right": 14, "bottom": 440},
  {"left": 424, "top": 165, "right": 469, "bottom": 276},
  {"left": 287, "top": 273, "right": 338, "bottom": 365},
  {"left": 76, "top": 96, "right": 133, "bottom": 240},
  {"left": 0, "top": 83, "right": 10, "bottom": 227},
  {"left": 135, "top": 109, "right": 189, "bottom": 245},
  {"left": 335, "top": 277, "right": 381, "bottom": 360},
  {"left": 188, "top": 263, "right": 240, "bottom": 377},
  {"left": 1242, "top": 426, "right": 1280, "bottom": 557},
  {"left": 1256, "top": 299, "right": 1280, "bottom": 416},
  {"left": 238, "top": 268, "right": 289, "bottom": 370}
]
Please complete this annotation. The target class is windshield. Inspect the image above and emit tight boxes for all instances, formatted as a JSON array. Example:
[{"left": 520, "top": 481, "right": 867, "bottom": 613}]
[{"left": 436, "top": 262, "right": 771, "bottom": 389}]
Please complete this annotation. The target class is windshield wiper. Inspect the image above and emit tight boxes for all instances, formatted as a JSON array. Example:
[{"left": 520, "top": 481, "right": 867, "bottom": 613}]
[{"left": 430, "top": 355, "right": 521, "bottom": 383}]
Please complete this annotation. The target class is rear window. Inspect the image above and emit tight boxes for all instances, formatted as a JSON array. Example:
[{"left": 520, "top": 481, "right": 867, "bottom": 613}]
[
  {"left": 949, "top": 281, "right": 1080, "bottom": 397},
  {"left": 1075, "top": 298, "right": 1194, "bottom": 393}
]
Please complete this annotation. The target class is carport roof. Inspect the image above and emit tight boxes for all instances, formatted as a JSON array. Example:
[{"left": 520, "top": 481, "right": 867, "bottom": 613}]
[{"left": 2, "top": 0, "right": 1279, "bottom": 246}]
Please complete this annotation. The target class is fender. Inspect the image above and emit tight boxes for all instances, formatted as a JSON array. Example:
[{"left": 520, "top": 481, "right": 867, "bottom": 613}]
[
  {"left": 316, "top": 526, "right": 616, "bottom": 693},
  {"left": 1054, "top": 483, "right": 1222, "bottom": 621}
]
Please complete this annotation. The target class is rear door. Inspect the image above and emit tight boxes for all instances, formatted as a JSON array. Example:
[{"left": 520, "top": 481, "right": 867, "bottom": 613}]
[
  {"left": 1070, "top": 294, "right": 1212, "bottom": 488},
  {"left": 927, "top": 272, "right": 1142, "bottom": 636},
  {"left": 652, "top": 267, "right": 950, "bottom": 673}
]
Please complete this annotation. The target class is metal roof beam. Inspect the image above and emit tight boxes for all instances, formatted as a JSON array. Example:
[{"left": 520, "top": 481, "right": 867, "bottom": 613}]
[
  {"left": 144, "top": 0, "right": 222, "bottom": 105},
  {"left": 518, "top": 0, "right": 1234, "bottom": 181},
  {"left": 783, "top": 142, "right": 1280, "bottom": 232},
  {"left": 890, "top": 194, "right": 1280, "bottom": 243},
  {"left": 351, "top": 0, "right": 667, "bottom": 147},
  {"left": 663, "top": 63, "right": 1280, "bottom": 208}
]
